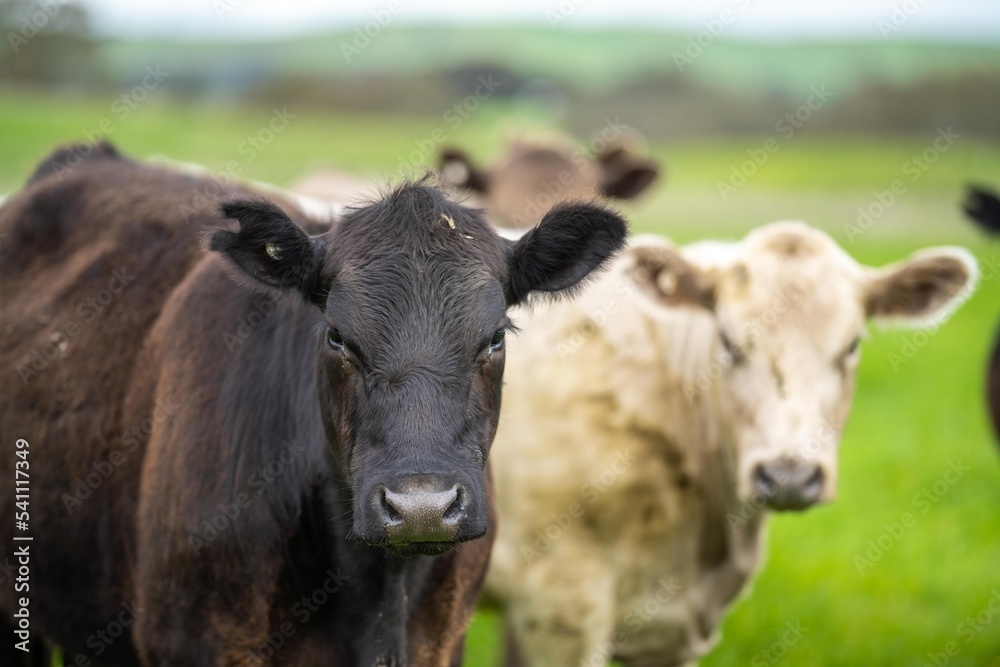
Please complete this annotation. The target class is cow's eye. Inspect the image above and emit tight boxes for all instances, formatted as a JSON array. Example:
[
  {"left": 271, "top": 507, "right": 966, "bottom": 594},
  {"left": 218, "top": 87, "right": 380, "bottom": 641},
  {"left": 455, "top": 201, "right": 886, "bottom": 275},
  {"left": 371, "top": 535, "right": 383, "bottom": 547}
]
[
  {"left": 845, "top": 336, "right": 861, "bottom": 358},
  {"left": 720, "top": 331, "right": 743, "bottom": 364},
  {"left": 327, "top": 327, "right": 347, "bottom": 353},
  {"left": 488, "top": 328, "right": 506, "bottom": 354}
]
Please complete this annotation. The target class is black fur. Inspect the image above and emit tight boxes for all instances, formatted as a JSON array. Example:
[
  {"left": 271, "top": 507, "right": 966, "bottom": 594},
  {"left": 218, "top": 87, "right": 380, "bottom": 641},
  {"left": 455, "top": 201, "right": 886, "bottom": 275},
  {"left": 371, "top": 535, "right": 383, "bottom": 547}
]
[
  {"left": 963, "top": 185, "right": 1000, "bottom": 235},
  {"left": 964, "top": 184, "right": 1000, "bottom": 448},
  {"left": 210, "top": 197, "right": 324, "bottom": 300},
  {"left": 506, "top": 201, "right": 628, "bottom": 304}
]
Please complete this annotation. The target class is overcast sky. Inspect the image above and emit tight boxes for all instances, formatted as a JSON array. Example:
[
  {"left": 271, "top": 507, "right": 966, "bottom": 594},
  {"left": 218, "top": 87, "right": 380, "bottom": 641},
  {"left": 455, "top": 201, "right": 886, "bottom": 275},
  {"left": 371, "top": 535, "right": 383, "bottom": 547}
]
[{"left": 79, "top": 0, "right": 1000, "bottom": 42}]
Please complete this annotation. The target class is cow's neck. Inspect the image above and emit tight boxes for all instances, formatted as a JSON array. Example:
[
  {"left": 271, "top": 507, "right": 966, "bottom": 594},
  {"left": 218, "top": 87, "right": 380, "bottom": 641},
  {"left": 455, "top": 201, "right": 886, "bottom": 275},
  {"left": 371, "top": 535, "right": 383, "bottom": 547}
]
[
  {"left": 323, "top": 456, "right": 427, "bottom": 666},
  {"left": 707, "top": 424, "right": 767, "bottom": 559},
  {"left": 635, "top": 410, "right": 767, "bottom": 654},
  {"left": 356, "top": 555, "right": 409, "bottom": 665},
  {"left": 691, "top": 425, "right": 767, "bottom": 625}
]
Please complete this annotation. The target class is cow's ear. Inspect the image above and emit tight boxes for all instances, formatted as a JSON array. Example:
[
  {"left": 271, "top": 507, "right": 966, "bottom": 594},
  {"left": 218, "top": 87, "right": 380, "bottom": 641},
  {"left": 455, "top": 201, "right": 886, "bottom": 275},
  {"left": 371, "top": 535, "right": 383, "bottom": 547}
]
[
  {"left": 505, "top": 202, "right": 628, "bottom": 305},
  {"left": 963, "top": 185, "right": 1000, "bottom": 235},
  {"left": 208, "top": 198, "right": 325, "bottom": 303},
  {"left": 439, "top": 147, "right": 489, "bottom": 193},
  {"left": 864, "top": 247, "right": 977, "bottom": 325},
  {"left": 597, "top": 146, "right": 660, "bottom": 200},
  {"left": 626, "top": 240, "right": 715, "bottom": 310}
]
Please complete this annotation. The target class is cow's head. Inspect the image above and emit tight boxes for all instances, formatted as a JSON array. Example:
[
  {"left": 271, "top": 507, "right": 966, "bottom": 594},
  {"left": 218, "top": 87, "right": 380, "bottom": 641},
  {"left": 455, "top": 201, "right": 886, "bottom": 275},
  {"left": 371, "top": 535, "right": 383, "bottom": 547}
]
[
  {"left": 209, "top": 184, "right": 627, "bottom": 554},
  {"left": 626, "top": 223, "right": 976, "bottom": 511},
  {"left": 439, "top": 135, "right": 659, "bottom": 230}
]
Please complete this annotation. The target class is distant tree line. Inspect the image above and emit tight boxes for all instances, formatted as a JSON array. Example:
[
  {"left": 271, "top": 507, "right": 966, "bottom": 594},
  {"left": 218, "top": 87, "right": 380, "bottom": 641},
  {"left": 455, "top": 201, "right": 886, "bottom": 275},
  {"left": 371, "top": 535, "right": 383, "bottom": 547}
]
[
  {"left": 0, "top": 0, "right": 101, "bottom": 84},
  {"left": 243, "top": 65, "right": 1000, "bottom": 139}
]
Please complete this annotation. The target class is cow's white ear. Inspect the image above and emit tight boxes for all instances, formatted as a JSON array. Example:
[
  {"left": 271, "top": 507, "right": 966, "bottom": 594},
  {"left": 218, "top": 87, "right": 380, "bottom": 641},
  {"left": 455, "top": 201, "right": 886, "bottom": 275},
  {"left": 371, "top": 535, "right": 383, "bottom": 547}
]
[
  {"left": 864, "top": 247, "right": 978, "bottom": 326},
  {"left": 626, "top": 241, "right": 715, "bottom": 310}
]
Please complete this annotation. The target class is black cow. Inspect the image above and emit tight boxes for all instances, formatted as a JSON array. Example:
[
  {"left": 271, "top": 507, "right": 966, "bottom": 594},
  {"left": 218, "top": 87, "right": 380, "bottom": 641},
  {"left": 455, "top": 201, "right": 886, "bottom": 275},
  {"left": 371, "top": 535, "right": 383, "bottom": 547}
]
[
  {"left": 0, "top": 142, "right": 627, "bottom": 666},
  {"left": 964, "top": 185, "right": 1000, "bottom": 445}
]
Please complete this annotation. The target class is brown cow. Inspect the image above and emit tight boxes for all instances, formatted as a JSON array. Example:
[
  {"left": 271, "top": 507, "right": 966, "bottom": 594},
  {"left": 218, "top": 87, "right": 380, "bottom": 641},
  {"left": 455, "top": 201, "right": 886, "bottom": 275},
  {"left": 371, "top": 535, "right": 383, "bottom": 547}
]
[
  {"left": 438, "top": 133, "right": 660, "bottom": 230},
  {"left": 285, "top": 134, "right": 659, "bottom": 234},
  {"left": 0, "top": 142, "right": 627, "bottom": 666}
]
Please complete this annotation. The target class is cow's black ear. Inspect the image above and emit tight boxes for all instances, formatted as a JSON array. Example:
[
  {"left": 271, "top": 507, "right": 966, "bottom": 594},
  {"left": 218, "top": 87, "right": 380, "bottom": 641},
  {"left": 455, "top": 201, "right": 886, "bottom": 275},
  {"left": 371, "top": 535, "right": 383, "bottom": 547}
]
[
  {"left": 505, "top": 202, "right": 628, "bottom": 305},
  {"left": 598, "top": 146, "right": 660, "bottom": 200},
  {"left": 439, "top": 147, "right": 489, "bottom": 193},
  {"left": 963, "top": 184, "right": 1000, "bottom": 235},
  {"left": 208, "top": 198, "right": 324, "bottom": 303}
]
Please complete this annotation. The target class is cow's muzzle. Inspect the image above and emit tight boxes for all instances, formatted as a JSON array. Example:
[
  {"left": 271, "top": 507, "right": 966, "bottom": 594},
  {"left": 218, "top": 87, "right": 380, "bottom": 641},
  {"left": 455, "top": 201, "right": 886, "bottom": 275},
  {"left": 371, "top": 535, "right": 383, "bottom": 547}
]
[
  {"left": 753, "top": 460, "right": 824, "bottom": 511},
  {"left": 372, "top": 475, "right": 469, "bottom": 545}
]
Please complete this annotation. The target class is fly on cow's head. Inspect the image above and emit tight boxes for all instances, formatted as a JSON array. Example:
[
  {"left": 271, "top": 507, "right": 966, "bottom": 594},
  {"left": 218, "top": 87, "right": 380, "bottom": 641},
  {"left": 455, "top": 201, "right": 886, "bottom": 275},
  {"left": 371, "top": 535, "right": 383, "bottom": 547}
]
[
  {"left": 208, "top": 182, "right": 628, "bottom": 555},
  {"left": 626, "top": 223, "right": 977, "bottom": 512}
]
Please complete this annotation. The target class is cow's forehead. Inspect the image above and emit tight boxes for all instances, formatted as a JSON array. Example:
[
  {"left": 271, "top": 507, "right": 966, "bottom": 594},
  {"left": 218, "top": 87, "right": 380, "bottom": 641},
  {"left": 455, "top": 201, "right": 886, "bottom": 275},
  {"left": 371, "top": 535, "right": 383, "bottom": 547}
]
[
  {"left": 339, "top": 248, "right": 502, "bottom": 295},
  {"left": 497, "top": 146, "right": 598, "bottom": 184},
  {"left": 725, "top": 222, "right": 863, "bottom": 292},
  {"left": 327, "top": 184, "right": 509, "bottom": 276},
  {"left": 328, "top": 252, "right": 506, "bottom": 347},
  {"left": 715, "top": 223, "right": 866, "bottom": 345}
]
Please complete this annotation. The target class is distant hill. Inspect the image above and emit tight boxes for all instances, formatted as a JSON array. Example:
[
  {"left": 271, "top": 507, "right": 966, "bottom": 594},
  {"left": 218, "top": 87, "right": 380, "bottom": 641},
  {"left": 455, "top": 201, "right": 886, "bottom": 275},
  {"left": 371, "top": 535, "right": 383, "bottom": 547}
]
[{"left": 97, "top": 25, "right": 1000, "bottom": 97}]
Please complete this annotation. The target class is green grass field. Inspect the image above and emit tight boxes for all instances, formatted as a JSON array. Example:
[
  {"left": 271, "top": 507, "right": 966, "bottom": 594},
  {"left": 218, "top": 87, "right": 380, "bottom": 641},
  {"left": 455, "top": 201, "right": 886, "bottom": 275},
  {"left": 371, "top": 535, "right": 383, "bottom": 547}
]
[{"left": 2, "top": 88, "right": 999, "bottom": 666}]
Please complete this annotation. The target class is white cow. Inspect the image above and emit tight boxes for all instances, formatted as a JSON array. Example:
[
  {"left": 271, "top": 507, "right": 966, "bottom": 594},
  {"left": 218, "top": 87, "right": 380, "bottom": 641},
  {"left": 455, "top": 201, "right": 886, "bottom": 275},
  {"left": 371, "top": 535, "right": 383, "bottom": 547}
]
[{"left": 486, "top": 223, "right": 977, "bottom": 667}]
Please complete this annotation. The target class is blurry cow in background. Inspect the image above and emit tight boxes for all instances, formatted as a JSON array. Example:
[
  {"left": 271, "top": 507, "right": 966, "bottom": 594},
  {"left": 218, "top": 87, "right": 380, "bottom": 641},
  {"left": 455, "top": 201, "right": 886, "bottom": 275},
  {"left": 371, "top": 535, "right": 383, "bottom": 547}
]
[
  {"left": 963, "top": 184, "right": 1000, "bottom": 444},
  {"left": 287, "top": 131, "right": 661, "bottom": 232},
  {"left": 486, "top": 222, "right": 977, "bottom": 667},
  {"left": 438, "top": 132, "right": 660, "bottom": 231},
  {"left": 289, "top": 167, "right": 380, "bottom": 206},
  {"left": 964, "top": 185, "right": 1000, "bottom": 235}
]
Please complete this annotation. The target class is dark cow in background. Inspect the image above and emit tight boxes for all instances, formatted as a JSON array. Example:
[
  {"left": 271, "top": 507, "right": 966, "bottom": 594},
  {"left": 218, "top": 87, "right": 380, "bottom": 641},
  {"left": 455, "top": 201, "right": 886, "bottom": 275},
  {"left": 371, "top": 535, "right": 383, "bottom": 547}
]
[
  {"left": 0, "top": 142, "right": 627, "bottom": 666},
  {"left": 964, "top": 186, "right": 1000, "bottom": 235},
  {"left": 438, "top": 132, "right": 660, "bottom": 231},
  {"left": 963, "top": 184, "right": 1000, "bottom": 444}
]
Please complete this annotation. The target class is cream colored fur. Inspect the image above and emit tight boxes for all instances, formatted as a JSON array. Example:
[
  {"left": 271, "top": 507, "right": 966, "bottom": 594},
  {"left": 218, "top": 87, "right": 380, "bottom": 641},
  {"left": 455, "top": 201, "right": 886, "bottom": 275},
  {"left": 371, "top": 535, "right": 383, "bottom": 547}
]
[{"left": 487, "top": 224, "right": 977, "bottom": 666}]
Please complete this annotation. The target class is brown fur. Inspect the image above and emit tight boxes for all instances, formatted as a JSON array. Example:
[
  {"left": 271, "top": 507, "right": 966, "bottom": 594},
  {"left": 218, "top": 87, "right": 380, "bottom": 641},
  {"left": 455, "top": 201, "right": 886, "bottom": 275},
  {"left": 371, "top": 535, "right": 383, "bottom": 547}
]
[{"left": 438, "top": 134, "right": 660, "bottom": 230}]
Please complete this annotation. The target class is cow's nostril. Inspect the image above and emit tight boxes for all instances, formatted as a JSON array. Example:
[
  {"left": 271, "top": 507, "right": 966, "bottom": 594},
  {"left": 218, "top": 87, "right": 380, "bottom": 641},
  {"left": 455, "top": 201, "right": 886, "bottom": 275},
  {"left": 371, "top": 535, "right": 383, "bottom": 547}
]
[
  {"left": 754, "top": 465, "right": 777, "bottom": 497},
  {"left": 756, "top": 461, "right": 825, "bottom": 510},
  {"left": 379, "top": 487, "right": 403, "bottom": 525},
  {"left": 802, "top": 467, "right": 824, "bottom": 499},
  {"left": 442, "top": 485, "right": 467, "bottom": 525}
]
